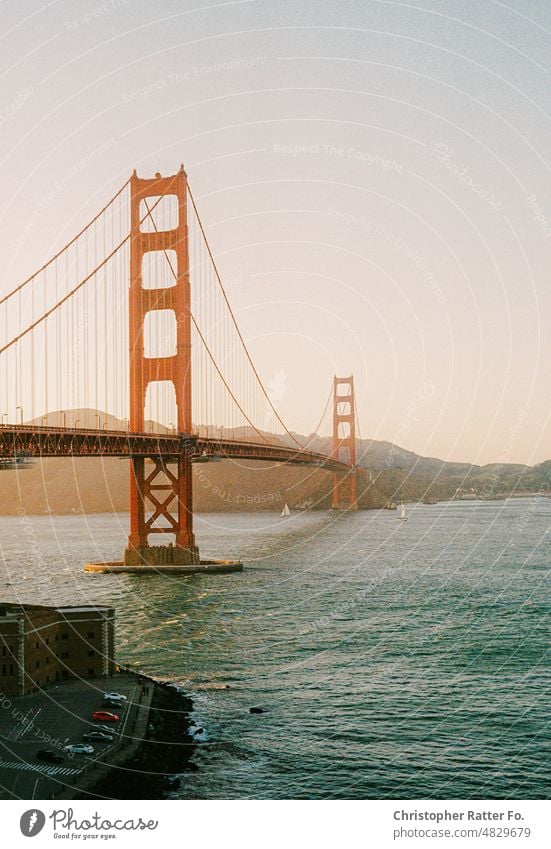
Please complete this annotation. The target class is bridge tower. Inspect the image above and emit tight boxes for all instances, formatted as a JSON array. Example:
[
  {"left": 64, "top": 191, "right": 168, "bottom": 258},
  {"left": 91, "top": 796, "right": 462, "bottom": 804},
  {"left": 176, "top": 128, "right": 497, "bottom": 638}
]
[
  {"left": 331, "top": 375, "right": 358, "bottom": 510},
  {"left": 124, "top": 167, "right": 199, "bottom": 566}
]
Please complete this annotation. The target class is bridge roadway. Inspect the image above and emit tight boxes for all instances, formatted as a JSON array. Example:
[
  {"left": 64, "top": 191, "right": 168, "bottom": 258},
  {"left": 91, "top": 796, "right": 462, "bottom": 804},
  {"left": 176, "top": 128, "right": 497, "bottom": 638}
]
[{"left": 0, "top": 424, "right": 350, "bottom": 473}]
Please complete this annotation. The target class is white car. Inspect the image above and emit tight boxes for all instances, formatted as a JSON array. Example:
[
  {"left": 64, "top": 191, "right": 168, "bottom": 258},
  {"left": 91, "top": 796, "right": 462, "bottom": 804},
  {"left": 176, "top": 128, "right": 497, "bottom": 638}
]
[
  {"left": 63, "top": 743, "right": 94, "bottom": 755},
  {"left": 104, "top": 692, "right": 128, "bottom": 701}
]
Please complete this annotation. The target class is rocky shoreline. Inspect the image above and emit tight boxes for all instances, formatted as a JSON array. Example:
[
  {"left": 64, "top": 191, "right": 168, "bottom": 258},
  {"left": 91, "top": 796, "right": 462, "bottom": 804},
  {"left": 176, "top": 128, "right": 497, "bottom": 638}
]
[{"left": 76, "top": 680, "right": 196, "bottom": 800}]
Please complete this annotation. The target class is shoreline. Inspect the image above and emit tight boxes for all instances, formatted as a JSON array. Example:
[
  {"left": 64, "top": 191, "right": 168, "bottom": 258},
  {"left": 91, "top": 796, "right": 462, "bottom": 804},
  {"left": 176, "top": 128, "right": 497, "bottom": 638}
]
[
  {"left": 72, "top": 676, "right": 196, "bottom": 801},
  {"left": 0, "top": 669, "right": 197, "bottom": 801},
  {"left": 1, "top": 494, "right": 549, "bottom": 519}
]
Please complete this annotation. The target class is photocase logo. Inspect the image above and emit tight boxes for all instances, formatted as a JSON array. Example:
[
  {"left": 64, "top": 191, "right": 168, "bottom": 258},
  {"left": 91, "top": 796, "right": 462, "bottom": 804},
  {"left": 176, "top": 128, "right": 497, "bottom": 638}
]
[
  {"left": 265, "top": 369, "right": 288, "bottom": 424},
  {"left": 20, "top": 809, "right": 46, "bottom": 837}
]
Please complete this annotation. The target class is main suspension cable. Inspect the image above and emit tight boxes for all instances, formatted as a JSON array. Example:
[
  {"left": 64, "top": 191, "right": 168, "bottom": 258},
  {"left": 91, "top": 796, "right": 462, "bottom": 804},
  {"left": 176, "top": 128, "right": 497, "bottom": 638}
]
[
  {"left": 187, "top": 184, "right": 304, "bottom": 449},
  {"left": 0, "top": 189, "right": 166, "bottom": 356},
  {"left": 142, "top": 197, "right": 272, "bottom": 445},
  {"left": 0, "top": 178, "right": 130, "bottom": 308}
]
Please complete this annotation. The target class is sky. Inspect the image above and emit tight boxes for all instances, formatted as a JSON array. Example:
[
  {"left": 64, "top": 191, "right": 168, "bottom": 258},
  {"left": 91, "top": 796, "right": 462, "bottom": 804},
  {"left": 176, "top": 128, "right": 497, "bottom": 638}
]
[{"left": 1, "top": 0, "right": 551, "bottom": 465}]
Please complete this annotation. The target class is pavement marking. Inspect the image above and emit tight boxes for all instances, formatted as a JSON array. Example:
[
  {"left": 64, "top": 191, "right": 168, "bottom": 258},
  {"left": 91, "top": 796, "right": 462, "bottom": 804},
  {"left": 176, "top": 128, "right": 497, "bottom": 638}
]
[
  {"left": 0, "top": 758, "right": 81, "bottom": 777},
  {"left": 18, "top": 707, "right": 42, "bottom": 740},
  {"left": 5, "top": 705, "right": 44, "bottom": 741}
]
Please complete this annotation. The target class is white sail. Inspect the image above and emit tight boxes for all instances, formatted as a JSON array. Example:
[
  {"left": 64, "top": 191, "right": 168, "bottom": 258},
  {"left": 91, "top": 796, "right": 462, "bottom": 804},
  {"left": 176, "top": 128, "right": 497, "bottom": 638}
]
[{"left": 281, "top": 503, "right": 291, "bottom": 517}]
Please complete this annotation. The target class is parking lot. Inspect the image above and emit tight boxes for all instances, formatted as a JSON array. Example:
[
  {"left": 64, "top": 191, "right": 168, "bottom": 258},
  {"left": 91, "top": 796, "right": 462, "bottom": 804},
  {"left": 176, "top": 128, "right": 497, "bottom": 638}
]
[{"left": 0, "top": 672, "right": 149, "bottom": 799}]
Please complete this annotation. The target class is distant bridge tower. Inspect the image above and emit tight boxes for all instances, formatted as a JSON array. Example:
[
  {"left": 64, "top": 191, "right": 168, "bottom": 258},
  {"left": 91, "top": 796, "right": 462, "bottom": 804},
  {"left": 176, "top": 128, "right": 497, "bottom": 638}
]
[
  {"left": 125, "top": 167, "right": 199, "bottom": 566},
  {"left": 331, "top": 375, "right": 358, "bottom": 510}
]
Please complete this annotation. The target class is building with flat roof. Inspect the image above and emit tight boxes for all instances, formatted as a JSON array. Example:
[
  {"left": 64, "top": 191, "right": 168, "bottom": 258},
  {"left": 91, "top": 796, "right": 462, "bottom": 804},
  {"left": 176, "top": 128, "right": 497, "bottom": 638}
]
[{"left": 0, "top": 603, "right": 115, "bottom": 696}]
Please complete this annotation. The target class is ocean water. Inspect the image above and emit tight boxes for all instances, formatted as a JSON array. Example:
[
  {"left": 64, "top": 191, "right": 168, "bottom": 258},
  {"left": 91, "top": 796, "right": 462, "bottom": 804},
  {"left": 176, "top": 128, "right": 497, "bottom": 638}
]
[{"left": 0, "top": 499, "right": 549, "bottom": 799}]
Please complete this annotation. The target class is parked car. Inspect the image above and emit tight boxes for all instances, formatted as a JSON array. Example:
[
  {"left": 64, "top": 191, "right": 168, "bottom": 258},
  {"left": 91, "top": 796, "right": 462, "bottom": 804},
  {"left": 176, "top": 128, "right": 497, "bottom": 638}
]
[
  {"left": 63, "top": 743, "right": 94, "bottom": 755},
  {"left": 102, "top": 700, "right": 124, "bottom": 709},
  {"left": 92, "top": 711, "right": 120, "bottom": 722},
  {"left": 91, "top": 724, "right": 114, "bottom": 733},
  {"left": 83, "top": 731, "right": 114, "bottom": 743},
  {"left": 36, "top": 749, "right": 64, "bottom": 764},
  {"left": 104, "top": 692, "right": 128, "bottom": 701}
]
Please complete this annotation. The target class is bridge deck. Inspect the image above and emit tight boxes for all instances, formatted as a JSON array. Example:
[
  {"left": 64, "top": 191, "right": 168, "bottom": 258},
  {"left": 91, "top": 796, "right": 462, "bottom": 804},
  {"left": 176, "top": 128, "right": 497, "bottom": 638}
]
[{"left": 0, "top": 425, "right": 350, "bottom": 473}]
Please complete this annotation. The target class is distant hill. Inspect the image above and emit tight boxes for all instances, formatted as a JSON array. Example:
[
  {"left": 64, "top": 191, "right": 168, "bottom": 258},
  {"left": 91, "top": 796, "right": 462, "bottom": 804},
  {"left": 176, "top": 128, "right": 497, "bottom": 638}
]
[{"left": 0, "top": 410, "right": 548, "bottom": 515}]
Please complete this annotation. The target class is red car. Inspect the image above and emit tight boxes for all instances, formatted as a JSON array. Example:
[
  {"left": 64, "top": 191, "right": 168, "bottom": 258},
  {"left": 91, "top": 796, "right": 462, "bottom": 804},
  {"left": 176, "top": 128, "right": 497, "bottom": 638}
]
[{"left": 92, "top": 710, "right": 120, "bottom": 722}]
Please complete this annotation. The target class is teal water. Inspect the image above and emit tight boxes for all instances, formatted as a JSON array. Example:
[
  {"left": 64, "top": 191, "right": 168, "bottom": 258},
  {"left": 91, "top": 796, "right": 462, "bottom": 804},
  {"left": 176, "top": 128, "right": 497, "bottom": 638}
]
[{"left": 0, "top": 499, "right": 549, "bottom": 799}]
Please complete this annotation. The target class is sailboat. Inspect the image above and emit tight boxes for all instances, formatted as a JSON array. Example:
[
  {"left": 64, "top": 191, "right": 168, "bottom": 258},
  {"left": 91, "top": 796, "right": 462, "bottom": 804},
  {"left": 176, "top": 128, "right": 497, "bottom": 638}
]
[
  {"left": 397, "top": 502, "right": 408, "bottom": 521},
  {"left": 281, "top": 503, "right": 291, "bottom": 517}
]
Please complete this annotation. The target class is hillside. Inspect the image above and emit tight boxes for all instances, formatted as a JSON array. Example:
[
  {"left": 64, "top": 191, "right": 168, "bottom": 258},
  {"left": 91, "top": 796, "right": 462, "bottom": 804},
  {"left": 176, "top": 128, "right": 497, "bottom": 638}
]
[{"left": 0, "top": 410, "right": 549, "bottom": 514}]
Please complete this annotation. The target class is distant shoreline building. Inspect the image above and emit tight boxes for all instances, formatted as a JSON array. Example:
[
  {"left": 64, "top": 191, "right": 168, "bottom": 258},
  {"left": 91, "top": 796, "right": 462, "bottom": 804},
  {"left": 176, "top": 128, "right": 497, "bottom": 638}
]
[{"left": 0, "top": 604, "right": 115, "bottom": 696}]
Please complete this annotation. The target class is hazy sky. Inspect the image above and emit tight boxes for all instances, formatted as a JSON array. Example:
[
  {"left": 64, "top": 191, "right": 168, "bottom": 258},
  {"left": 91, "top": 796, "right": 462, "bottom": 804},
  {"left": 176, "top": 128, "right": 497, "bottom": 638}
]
[{"left": 1, "top": 0, "right": 551, "bottom": 465}]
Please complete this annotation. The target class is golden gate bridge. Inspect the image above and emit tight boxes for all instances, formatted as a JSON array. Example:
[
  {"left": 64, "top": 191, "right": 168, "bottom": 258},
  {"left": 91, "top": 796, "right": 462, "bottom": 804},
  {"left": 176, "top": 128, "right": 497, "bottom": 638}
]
[{"left": 0, "top": 167, "right": 359, "bottom": 571}]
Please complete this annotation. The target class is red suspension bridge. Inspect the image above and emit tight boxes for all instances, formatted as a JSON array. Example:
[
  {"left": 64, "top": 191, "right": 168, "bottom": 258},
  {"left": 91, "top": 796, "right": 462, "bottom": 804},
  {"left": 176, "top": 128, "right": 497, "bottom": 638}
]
[{"left": 0, "top": 167, "right": 359, "bottom": 570}]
